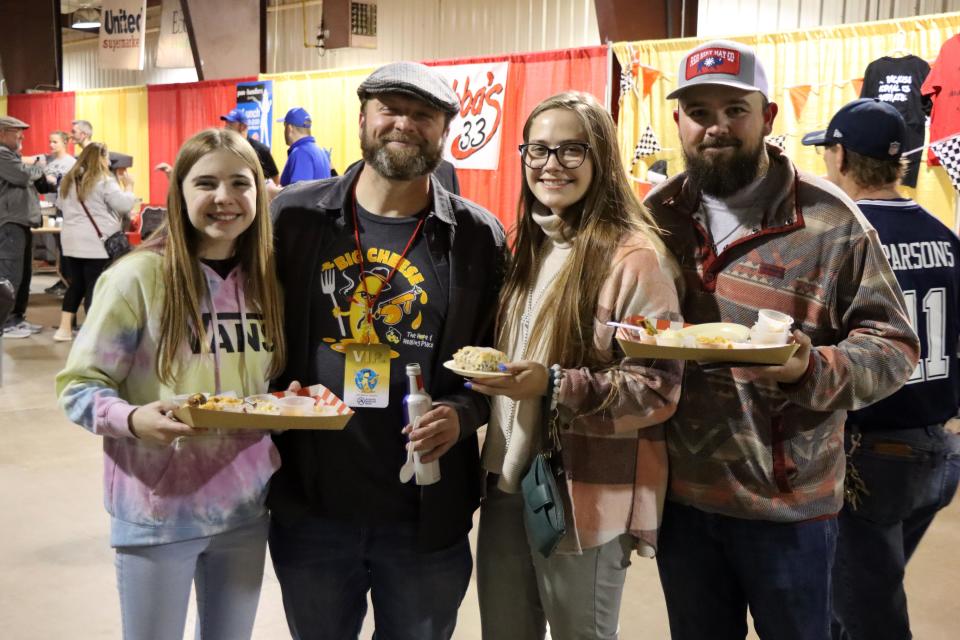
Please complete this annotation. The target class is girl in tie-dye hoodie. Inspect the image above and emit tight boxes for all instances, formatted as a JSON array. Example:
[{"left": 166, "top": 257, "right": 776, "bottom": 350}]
[{"left": 56, "top": 128, "right": 286, "bottom": 640}]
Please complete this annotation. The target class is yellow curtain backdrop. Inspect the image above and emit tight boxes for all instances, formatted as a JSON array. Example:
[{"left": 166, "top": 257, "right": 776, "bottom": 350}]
[
  {"left": 615, "top": 12, "right": 960, "bottom": 229},
  {"left": 0, "top": 96, "right": 7, "bottom": 117},
  {"left": 74, "top": 86, "right": 151, "bottom": 204},
  {"left": 260, "top": 66, "right": 376, "bottom": 178}
]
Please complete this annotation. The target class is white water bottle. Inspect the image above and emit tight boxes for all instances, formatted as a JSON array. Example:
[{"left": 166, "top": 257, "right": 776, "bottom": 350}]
[{"left": 403, "top": 363, "right": 441, "bottom": 485}]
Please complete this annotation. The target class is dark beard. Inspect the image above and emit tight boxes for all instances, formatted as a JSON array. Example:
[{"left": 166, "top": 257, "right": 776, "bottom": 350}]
[
  {"left": 360, "top": 126, "right": 443, "bottom": 180},
  {"left": 683, "top": 138, "right": 764, "bottom": 197}
]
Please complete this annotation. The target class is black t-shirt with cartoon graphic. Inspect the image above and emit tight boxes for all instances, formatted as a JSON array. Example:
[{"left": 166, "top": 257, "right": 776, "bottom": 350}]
[{"left": 310, "top": 203, "right": 447, "bottom": 524}]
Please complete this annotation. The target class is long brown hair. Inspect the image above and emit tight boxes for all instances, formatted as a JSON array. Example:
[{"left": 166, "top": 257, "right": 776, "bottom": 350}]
[
  {"left": 501, "top": 91, "right": 670, "bottom": 371},
  {"left": 140, "top": 128, "right": 286, "bottom": 384},
  {"left": 59, "top": 142, "right": 109, "bottom": 200}
]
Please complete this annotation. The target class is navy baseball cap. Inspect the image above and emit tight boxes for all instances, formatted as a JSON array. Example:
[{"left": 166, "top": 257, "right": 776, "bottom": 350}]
[
  {"left": 802, "top": 98, "right": 906, "bottom": 160},
  {"left": 278, "top": 107, "right": 312, "bottom": 128},
  {"left": 219, "top": 108, "right": 245, "bottom": 124}
]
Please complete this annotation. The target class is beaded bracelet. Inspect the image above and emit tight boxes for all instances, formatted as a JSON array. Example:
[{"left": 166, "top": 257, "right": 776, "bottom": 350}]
[{"left": 549, "top": 364, "right": 563, "bottom": 411}]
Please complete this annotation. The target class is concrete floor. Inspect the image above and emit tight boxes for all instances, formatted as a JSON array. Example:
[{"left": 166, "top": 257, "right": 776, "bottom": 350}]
[{"left": 2, "top": 275, "right": 958, "bottom": 639}]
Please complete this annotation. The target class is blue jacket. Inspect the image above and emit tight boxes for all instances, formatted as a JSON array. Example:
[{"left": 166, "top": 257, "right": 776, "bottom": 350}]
[{"left": 280, "top": 136, "right": 331, "bottom": 186}]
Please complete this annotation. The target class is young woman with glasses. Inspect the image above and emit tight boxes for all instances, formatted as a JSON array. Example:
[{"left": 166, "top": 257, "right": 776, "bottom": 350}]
[{"left": 468, "top": 91, "right": 684, "bottom": 639}]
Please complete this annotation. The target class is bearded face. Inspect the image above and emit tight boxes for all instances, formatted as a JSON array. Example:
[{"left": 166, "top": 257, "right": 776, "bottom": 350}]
[
  {"left": 676, "top": 85, "right": 775, "bottom": 197},
  {"left": 359, "top": 94, "right": 448, "bottom": 181},
  {"left": 361, "top": 120, "right": 444, "bottom": 180},
  {"left": 682, "top": 133, "right": 765, "bottom": 197}
]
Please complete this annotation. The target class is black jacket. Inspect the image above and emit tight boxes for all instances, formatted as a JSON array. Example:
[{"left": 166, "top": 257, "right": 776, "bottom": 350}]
[{"left": 268, "top": 161, "right": 508, "bottom": 551}]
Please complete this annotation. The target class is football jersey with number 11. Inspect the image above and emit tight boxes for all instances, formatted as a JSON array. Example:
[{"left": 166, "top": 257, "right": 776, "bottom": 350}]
[{"left": 847, "top": 198, "right": 960, "bottom": 431}]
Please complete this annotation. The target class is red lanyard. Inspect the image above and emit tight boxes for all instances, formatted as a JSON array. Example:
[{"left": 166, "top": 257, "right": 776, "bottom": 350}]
[{"left": 351, "top": 182, "right": 426, "bottom": 341}]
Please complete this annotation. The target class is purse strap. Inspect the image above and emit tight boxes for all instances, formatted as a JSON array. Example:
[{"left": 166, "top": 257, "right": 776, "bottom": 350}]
[{"left": 78, "top": 197, "right": 105, "bottom": 240}]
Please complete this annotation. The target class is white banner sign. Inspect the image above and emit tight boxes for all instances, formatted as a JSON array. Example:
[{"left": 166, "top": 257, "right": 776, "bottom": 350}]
[
  {"left": 98, "top": 0, "right": 147, "bottom": 70},
  {"left": 156, "top": 0, "right": 193, "bottom": 69},
  {"left": 436, "top": 62, "right": 509, "bottom": 171}
]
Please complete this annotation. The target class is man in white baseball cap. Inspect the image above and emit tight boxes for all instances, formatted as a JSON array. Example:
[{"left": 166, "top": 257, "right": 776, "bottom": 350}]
[{"left": 645, "top": 40, "right": 919, "bottom": 640}]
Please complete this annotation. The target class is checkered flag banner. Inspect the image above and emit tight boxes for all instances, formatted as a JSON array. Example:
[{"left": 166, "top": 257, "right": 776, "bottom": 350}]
[
  {"left": 767, "top": 134, "right": 787, "bottom": 150},
  {"left": 633, "top": 125, "right": 662, "bottom": 162},
  {"left": 931, "top": 136, "right": 960, "bottom": 192},
  {"left": 619, "top": 65, "right": 636, "bottom": 97}
]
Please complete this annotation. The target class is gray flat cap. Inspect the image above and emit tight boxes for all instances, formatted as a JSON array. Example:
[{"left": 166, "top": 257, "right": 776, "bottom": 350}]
[
  {"left": 358, "top": 62, "right": 460, "bottom": 116},
  {"left": 0, "top": 115, "right": 29, "bottom": 129}
]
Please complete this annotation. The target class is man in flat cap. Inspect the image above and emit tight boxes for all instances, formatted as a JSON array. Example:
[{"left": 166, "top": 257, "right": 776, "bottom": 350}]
[
  {"left": 644, "top": 41, "right": 919, "bottom": 639},
  {"left": 268, "top": 61, "right": 507, "bottom": 639},
  {"left": 0, "top": 116, "right": 45, "bottom": 339},
  {"left": 805, "top": 99, "right": 960, "bottom": 640}
]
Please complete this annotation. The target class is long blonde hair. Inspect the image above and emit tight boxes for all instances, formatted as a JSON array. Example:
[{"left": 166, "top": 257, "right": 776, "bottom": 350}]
[
  {"left": 140, "top": 128, "right": 286, "bottom": 384},
  {"left": 59, "top": 142, "right": 109, "bottom": 200},
  {"left": 501, "top": 91, "right": 670, "bottom": 371}
]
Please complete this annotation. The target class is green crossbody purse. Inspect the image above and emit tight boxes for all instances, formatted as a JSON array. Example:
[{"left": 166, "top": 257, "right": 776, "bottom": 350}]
[{"left": 521, "top": 374, "right": 566, "bottom": 557}]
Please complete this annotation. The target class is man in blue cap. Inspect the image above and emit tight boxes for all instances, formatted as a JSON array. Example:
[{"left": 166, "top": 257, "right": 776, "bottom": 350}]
[
  {"left": 804, "top": 98, "right": 960, "bottom": 640},
  {"left": 278, "top": 107, "right": 331, "bottom": 186},
  {"left": 220, "top": 108, "right": 280, "bottom": 184}
]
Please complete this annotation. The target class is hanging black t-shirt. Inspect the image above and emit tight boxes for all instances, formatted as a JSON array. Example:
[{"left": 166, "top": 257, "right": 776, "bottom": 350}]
[
  {"left": 309, "top": 202, "right": 448, "bottom": 525},
  {"left": 860, "top": 55, "right": 932, "bottom": 187}
]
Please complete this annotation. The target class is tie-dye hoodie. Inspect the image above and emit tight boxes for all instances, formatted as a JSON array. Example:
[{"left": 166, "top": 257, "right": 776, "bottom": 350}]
[{"left": 56, "top": 250, "right": 281, "bottom": 547}]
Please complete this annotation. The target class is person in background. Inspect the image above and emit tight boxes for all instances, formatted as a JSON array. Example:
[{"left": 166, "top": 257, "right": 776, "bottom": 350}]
[
  {"left": 803, "top": 98, "right": 960, "bottom": 640},
  {"left": 277, "top": 107, "right": 331, "bottom": 186},
  {"left": 645, "top": 40, "right": 919, "bottom": 640},
  {"left": 0, "top": 115, "right": 44, "bottom": 339},
  {"left": 469, "top": 91, "right": 682, "bottom": 640},
  {"left": 53, "top": 143, "right": 136, "bottom": 342},
  {"left": 220, "top": 108, "right": 280, "bottom": 185},
  {"left": 40, "top": 131, "right": 78, "bottom": 297},
  {"left": 56, "top": 128, "right": 286, "bottom": 640},
  {"left": 70, "top": 119, "right": 94, "bottom": 152}
]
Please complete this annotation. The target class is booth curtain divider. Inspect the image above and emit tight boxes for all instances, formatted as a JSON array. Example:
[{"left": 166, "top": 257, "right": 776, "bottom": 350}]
[
  {"left": 75, "top": 87, "right": 151, "bottom": 205},
  {"left": 6, "top": 92, "right": 76, "bottom": 159},
  {"left": 0, "top": 96, "right": 7, "bottom": 117},
  {"left": 614, "top": 12, "right": 960, "bottom": 229},
  {"left": 147, "top": 77, "right": 255, "bottom": 205}
]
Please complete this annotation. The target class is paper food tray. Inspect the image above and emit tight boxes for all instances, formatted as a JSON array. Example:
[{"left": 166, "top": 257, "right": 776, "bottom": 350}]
[
  {"left": 611, "top": 316, "right": 800, "bottom": 365},
  {"left": 174, "top": 384, "right": 354, "bottom": 430}
]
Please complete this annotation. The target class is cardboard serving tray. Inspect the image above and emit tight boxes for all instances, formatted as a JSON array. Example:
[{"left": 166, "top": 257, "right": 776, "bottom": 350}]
[
  {"left": 611, "top": 316, "right": 800, "bottom": 366},
  {"left": 173, "top": 384, "right": 353, "bottom": 430}
]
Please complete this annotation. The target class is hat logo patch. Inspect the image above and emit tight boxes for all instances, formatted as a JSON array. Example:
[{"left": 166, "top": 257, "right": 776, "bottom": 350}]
[
  {"left": 686, "top": 48, "right": 741, "bottom": 80},
  {"left": 888, "top": 141, "right": 901, "bottom": 156},
  {"left": 832, "top": 129, "right": 843, "bottom": 139}
]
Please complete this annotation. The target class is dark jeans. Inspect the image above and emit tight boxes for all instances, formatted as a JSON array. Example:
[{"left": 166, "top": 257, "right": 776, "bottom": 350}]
[
  {"left": 269, "top": 515, "right": 473, "bottom": 640},
  {"left": 61, "top": 255, "right": 110, "bottom": 314},
  {"left": 0, "top": 223, "right": 30, "bottom": 320},
  {"left": 657, "top": 501, "right": 838, "bottom": 640},
  {"left": 832, "top": 424, "right": 960, "bottom": 640}
]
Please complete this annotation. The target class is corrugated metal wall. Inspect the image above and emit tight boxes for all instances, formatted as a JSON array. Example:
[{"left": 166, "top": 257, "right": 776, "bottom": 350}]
[
  {"left": 12, "top": 0, "right": 960, "bottom": 93},
  {"left": 265, "top": 0, "right": 600, "bottom": 74},
  {"left": 697, "top": 0, "right": 960, "bottom": 36},
  {"left": 62, "top": 31, "right": 197, "bottom": 91}
]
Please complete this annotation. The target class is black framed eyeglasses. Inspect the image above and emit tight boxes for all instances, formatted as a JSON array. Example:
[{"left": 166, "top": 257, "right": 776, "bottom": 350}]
[{"left": 519, "top": 142, "right": 590, "bottom": 169}]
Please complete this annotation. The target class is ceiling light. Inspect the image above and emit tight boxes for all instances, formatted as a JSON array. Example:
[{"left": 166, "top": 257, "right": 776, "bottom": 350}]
[{"left": 71, "top": 7, "right": 101, "bottom": 29}]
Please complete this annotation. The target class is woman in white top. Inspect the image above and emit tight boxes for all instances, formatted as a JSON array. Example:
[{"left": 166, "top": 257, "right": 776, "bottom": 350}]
[{"left": 54, "top": 143, "right": 136, "bottom": 341}]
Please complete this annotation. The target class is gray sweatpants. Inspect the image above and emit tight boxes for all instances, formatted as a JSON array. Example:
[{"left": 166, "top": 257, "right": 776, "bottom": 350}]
[{"left": 476, "top": 477, "right": 633, "bottom": 640}]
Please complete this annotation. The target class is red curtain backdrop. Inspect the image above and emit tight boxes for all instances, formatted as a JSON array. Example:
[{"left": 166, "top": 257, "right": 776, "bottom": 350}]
[
  {"left": 427, "top": 46, "right": 608, "bottom": 232},
  {"left": 146, "top": 77, "right": 254, "bottom": 205},
  {"left": 6, "top": 92, "right": 77, "bottom": 157}
]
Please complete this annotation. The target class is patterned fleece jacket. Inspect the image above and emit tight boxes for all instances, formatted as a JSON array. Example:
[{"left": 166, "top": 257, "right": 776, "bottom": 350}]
[
  {"left": 56, "top": 251, "right": 280, "bottom": 547},
  {"left": 644, "top": 145, "right": 920, "bottom": 522}
]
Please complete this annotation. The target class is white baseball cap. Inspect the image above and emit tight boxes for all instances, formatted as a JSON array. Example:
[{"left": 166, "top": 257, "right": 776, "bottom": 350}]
[{"left": 667, "top": 40, "right": 769, "bottom": 100}]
